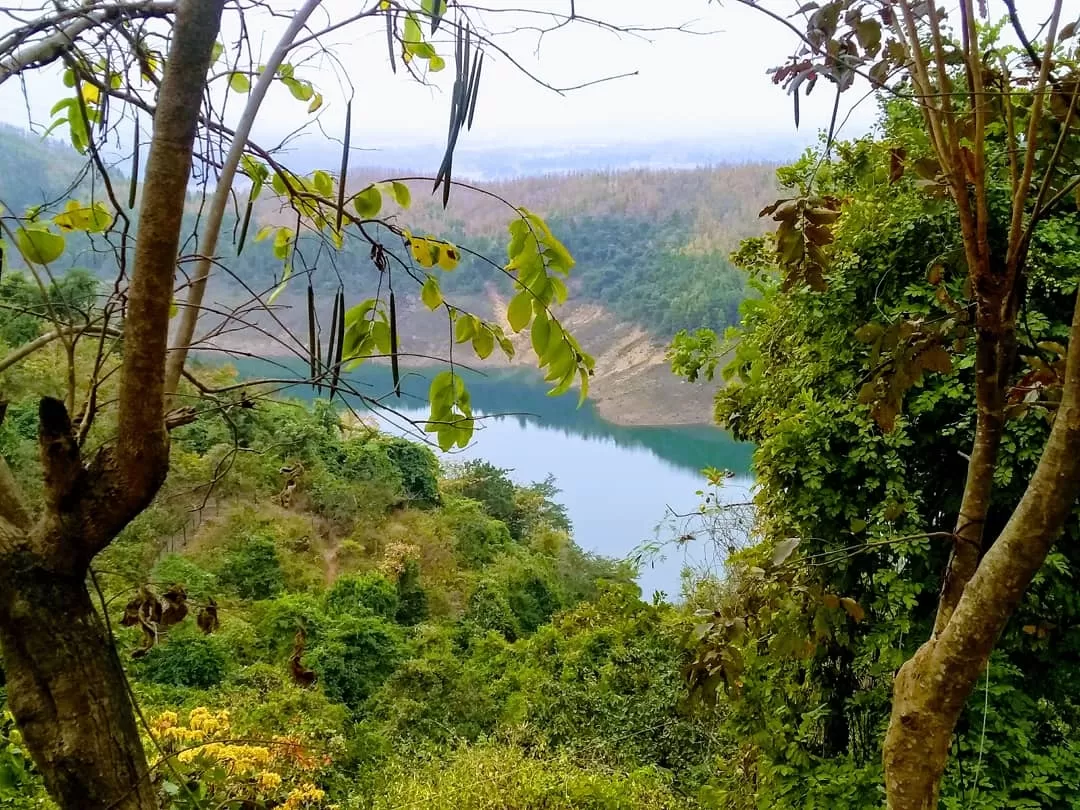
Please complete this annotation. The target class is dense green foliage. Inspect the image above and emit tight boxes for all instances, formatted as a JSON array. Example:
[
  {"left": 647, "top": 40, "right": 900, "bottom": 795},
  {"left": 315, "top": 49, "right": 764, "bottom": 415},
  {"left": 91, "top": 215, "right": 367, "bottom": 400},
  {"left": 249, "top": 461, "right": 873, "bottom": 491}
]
[
  {"left": 674, "top": 102, "right": 1080, "bottom": 808},
  {"left": 0, "top": 339, "right": 730, "bottom": 808}
]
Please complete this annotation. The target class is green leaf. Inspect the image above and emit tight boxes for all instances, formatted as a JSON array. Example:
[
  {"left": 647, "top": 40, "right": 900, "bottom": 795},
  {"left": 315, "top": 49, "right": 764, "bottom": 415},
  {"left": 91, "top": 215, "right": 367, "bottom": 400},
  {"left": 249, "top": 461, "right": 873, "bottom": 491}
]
[
  {"left": 577, "top": 367, "right": 590, "bottom": 407},
  {"left": 454, "top": 314, "right": 476, "bottom": 344},
  {"left": 507, "top": 292, "right": 532, "bottom": 332},
  {"left": 229, "top": 72, "right": 251, "bottom": 93},
  {"left": 473, "top": 327, "right": 494, "bottom": 359},
  {"left": 353, "top": 185, "right": 382, "bottom": 218},
  {"left": 437, "top": 427, "right": 456, "bottom": 452},
  {"left": 531, "top": 311, "right": 551, "bottom": 358},
  {"left": 428, "top": 55, "right": 446, "bottom": 72},
  {"left": 312, "top": 170, "right": 333, "bottom": 197},
  {"left": 254, "top": 224, "right": 275, "bottom": 242},
  {"left": 268, "top": 262, "right": 292, "bottom": 304},
  {"left": 308, "top": 92, "right": 323, "bottom": 113},
  {"left": 210, "top": 41, "right": 224, "bottom": 62},
  {"left": 15, "top": 227, "right": 65, "bottom": 264},
  {"left": 390, "top": 181, "right": 411, "bottom": 208},
  {"left": 421, "top": 276, "right": 443, "bottom": 310},
  {"left": 403, "top": 14, "right": 423, "bottom": 48}
]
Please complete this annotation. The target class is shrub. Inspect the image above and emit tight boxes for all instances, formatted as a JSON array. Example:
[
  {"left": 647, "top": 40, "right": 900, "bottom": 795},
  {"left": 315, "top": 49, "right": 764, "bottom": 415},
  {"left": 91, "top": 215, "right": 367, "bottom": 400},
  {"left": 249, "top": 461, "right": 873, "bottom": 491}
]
[
  {"left": 310, "top": 615, "right": 403, "bottom": 710},
  {"left": 250, "top": 592, "right": 327, "bottom": 660},
  {"left": 325, "top": 573, "right": 399, "bottom": 620},
  {"left": 443, "top": 498, "right": 511, "bottom": 567},
  {"left": 395, "top": 559, "right": 428, "bottom": 626},
  {"left": 465, "top": 581, "right": 520, "bottom": 641},
  {"left": 217, "top": 535, "right": 285, "bottom": 600},
  {"left": 381, "top": 437, "right": 441, "bottom": 506},
  {"left": 138, "top": 636, "right": 229, "bottom": 689}
]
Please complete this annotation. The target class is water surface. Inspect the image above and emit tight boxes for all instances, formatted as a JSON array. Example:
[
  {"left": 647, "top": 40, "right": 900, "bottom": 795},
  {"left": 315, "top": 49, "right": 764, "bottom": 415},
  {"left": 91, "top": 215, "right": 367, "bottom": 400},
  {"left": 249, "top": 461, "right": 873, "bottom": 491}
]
[{"left": 229, "top": 360, "right": 754, "bottom": 596}]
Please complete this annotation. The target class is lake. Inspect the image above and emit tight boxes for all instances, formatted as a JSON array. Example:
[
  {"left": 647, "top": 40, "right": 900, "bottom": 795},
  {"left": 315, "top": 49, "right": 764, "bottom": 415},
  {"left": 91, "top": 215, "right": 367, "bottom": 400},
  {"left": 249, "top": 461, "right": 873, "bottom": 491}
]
[{"left": 228, "top": 359, "right": 754, "bottom": 597}]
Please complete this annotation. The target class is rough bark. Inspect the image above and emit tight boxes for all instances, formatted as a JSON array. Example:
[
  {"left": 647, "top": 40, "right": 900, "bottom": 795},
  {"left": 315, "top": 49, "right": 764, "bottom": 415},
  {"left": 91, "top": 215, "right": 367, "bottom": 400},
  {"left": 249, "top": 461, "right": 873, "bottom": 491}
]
[
  {"left": 0, "top": 0, "right": 224, "bottom": 807},
  {"left": 0, "top": 566, "right": 156, "bottom": 810},
  {"left": 883, "top": 275, "right": 1080, "bottom": 808}
]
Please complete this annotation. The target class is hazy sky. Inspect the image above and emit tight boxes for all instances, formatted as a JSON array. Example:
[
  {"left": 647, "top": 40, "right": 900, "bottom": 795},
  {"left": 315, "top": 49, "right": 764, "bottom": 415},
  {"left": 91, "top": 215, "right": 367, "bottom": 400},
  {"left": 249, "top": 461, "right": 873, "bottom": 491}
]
[{"left": 0, "top": 1, "right": 1060, "bottom": 160}]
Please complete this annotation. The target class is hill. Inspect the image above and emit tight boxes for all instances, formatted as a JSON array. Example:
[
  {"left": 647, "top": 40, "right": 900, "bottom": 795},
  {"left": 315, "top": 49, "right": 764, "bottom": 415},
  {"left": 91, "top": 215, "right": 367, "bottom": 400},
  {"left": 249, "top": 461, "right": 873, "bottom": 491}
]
[{"left": 0, "top": 127, "right": 777, "bottom": 424}]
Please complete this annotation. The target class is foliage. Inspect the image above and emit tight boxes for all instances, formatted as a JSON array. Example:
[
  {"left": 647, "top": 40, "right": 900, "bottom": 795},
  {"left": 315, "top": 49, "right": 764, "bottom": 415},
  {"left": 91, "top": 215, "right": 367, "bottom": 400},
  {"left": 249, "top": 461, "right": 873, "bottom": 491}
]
[
  {"left": 217, "top": 535, "right": 286, "bottom": 601},
  {"left": 309, "top": 615, "right": 403, "bottom": 711},
  {"left": 675, "top": 100, "right": 1080, "bottom": 807},
  {"left": 138, "top": 636, "right": 230, "bottom": 690}
]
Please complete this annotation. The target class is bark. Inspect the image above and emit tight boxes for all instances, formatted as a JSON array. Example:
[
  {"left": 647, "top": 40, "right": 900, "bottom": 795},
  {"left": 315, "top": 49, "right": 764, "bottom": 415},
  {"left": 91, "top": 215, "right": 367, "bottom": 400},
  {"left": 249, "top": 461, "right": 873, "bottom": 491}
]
[
  {"left": 933, "top": 328, "right": 1010, "bottom": 633},
  {"left": 883, "top": 279, "right": 1080, "bottom": 809},
  {"left": 0, "top": 565, "right": 155, "bottom": 810},
  {"left": 0, "top": 0, "right": 224, "bottom": 806}
]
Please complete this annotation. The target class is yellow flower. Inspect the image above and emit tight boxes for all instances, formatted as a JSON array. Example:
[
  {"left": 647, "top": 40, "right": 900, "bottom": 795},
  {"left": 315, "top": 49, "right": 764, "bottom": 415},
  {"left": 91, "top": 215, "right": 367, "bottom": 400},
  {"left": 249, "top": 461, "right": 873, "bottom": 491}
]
[{"left": 256, "top": 771, "right": 283, "bottom": 792}]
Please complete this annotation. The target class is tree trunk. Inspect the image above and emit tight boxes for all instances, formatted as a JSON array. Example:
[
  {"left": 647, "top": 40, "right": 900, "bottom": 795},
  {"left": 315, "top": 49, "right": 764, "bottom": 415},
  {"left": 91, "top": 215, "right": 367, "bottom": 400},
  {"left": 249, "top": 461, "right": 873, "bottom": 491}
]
[
  {"left": 0, "top": 561, "right": 155, "bottom": 810},
  {"left": 883, "top": 282, "right": 1080, "bottom": 808}
]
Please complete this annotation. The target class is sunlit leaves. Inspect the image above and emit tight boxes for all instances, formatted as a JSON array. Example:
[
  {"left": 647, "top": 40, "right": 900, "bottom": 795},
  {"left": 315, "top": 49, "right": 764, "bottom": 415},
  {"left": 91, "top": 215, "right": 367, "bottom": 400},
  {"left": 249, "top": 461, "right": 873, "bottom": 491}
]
[
  {"left": 353, "top": 185, "right": 383, "bottom": 218},
  {"left": 407, "top": 234, "right": 458, "bottom": 270},
  {"left": 426, "top": 370, "right": 474, "bottom": 451},
  {"left": 421, "top": 276, "right": 443, "bottom": 310},
  {"left": 389, "top": 181, "right": 411, "bottom": 208},
  {"left": 52, "top": 200, "right": 113, "bottom": 233},
  {"left": 342, "top": 298, "right": 391, "bottom": 370},
  {"left": 228, "top": 72, "right": 251, "bottom": 93},
  {"left": 14, "top": 226, "right": 65, "bottom": 264},
  {"left": 506, "top": 292, "right": 532, "bottom": 333}
]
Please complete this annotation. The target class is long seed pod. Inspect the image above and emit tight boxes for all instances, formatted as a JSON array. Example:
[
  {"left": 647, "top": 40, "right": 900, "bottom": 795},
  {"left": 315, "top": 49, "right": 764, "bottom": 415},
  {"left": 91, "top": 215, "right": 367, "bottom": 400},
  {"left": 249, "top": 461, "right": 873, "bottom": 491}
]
[
  {"left": 237, "top": 193, "right": 254, "bottom": 255},
  {"left": 389, "top": 289, "right": 400, "bottom": 397},
  {"left": 330, "top": 289, "right": 345, "bottom": 400},
  {"left": 385, "top": 9, "right": 397, "bottom": 75},
  {"left": 466, "top": 52, "right": 484, "bottom": 131},
  {"left": 336, "top": 100, "right": 352, "bottom": 235},
  {"left": 307, "top": 283, "right": 318, "bottom": 391},
  {"left": 325, "top": 287, "right": 341, "bottom": 374},
  {"left": 128, "top": 124, "right": 140, "bottom": 209}
]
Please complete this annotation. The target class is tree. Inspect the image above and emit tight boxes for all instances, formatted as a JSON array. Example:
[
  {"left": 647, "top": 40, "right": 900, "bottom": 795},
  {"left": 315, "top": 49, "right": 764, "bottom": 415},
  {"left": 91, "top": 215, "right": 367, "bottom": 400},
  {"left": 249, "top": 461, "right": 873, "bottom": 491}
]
[
  {"left": 688, "top": 2, "right": 1080, "bottom": 806},
  {"left": 0, "top": 1, "right": 657, "bottom": 806}
]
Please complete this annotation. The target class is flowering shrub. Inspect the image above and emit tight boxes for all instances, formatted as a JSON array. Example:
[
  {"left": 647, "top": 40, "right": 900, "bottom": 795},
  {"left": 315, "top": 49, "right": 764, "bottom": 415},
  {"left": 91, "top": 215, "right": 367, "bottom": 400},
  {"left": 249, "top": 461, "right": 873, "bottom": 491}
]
[{"left": 149, "top": 707, "right": 333, "bottom": 809}]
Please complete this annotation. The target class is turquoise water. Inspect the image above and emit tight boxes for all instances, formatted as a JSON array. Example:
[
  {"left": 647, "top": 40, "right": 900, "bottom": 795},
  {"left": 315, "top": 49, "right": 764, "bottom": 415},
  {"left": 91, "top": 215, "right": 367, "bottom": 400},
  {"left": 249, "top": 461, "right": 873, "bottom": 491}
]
[{"left": 227, "top": 360, "right": 754, "bottom": 596}]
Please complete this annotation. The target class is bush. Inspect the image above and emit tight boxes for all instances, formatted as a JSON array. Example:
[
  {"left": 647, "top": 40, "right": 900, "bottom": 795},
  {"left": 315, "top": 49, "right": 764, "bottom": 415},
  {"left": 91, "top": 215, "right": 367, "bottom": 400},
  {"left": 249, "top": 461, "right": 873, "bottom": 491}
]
[
  {"left": 310, "top": 615, "right": 403, "bottom": 710},
  {"left": 251, "top": 592, "right": 326, "bottom": 660},
  {"left": 465, "top": 581, "right": 520, "bottom": 641},
  {"left": 395, "top": 559, "right": 428, "bottom": 626},
  {"left": 217, "top": 535, "right": 285, "bottom": 600},
  {"left": 381, "top": 437, "right": 441, "bottom": 507},
  {"left": 138, "top": 636, "right": 229, "bottom": 689},
  {"left": 325, "top": 573, "right": 399, "bottom": 620},
  {"left": 152, "top": 554, "right": 217, "bottom": 600},
  {"left": 444, "top": 498, "right": 511, "bottom": 567}
]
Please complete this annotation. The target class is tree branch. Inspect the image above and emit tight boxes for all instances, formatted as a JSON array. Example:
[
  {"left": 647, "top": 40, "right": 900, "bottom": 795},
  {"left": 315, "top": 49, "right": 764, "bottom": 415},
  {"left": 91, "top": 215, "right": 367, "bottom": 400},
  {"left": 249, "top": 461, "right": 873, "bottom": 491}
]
[
  {"left": 111, "top": 0, "right": 224, "bottom": 516},
  {"left": 163, "top": 0, "right": 325, "bottom": 399},
  {"left": 0, "top": 1, "right": 176, "bottom": 86},
  {"left": 0, "top": 325, "right": 121, "bottom": 376}
]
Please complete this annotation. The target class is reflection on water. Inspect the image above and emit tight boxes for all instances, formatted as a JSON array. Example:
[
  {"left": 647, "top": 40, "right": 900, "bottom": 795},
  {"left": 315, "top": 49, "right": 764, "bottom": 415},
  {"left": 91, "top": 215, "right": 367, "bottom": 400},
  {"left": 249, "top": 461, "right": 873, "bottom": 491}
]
[{"left": 227, "top": 359, "right": 754, "bottom": 596}]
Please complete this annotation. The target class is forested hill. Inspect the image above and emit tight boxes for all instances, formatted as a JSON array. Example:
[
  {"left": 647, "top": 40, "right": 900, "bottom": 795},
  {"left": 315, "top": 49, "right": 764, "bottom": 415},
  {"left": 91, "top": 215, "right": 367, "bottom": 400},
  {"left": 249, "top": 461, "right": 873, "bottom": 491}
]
[
  {"left": 259, "top": 163, "right": 780, "bottom": 336},
  {"left": 0, "top": 125, "right": 777, "bottom": 338}
]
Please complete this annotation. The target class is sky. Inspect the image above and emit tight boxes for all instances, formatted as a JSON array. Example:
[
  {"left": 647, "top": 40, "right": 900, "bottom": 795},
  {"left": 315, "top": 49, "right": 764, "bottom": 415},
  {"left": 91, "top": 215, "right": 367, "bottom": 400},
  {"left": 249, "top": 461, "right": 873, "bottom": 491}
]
[
  {"left": 0, "top": 0, "right": 880, "bottom": 166},
  {"left": 0, "top": 1, "right": 1062, "bottom": 167}
]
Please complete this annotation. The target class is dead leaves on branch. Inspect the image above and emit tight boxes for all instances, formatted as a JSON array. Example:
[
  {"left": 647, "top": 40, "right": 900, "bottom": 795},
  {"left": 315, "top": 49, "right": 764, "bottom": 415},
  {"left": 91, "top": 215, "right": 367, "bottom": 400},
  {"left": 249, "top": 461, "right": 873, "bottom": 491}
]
[
  {"left": 121, "top": 584, "right": 219, "bottom": 658},
  {"left": 760, "top": 194, "right": 842, "bottom": 292}
]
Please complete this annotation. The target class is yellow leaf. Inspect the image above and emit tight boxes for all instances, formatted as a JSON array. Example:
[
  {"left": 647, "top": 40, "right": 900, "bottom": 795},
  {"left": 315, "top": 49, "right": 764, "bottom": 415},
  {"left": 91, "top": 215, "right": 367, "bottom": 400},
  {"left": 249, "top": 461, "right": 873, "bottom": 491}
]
[{"left": 80, "top": 84, "right": 100, "bottom": 104}]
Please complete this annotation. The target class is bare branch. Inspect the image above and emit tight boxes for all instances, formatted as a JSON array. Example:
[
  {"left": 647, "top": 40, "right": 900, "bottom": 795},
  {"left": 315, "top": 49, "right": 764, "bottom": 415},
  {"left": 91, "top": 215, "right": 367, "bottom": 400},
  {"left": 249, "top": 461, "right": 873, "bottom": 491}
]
[
  {"left": 164, "top": 0, "right": 328, "bottom": 398},
  {"left": 0, "top": 0, "right": 176, "bottom": 86}
]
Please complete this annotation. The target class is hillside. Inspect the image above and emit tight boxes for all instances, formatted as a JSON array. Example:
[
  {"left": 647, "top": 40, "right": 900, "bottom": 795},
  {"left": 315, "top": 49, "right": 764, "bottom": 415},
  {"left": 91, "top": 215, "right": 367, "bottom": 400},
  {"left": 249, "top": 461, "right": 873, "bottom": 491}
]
[
  {"left": 0, "top": 345, "right": 727, "bottom": 809},
  {"left": 0, "top": 127, "right": 777, "bottom": 425}
]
